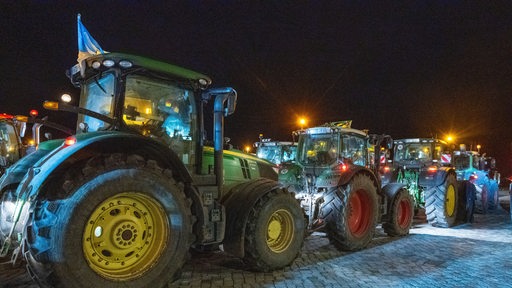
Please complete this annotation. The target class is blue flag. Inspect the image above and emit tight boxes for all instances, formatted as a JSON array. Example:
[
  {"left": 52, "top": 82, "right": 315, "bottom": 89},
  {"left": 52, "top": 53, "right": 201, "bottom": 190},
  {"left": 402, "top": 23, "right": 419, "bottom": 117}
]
[{"left": 77, "top": 14, "right": 106, "bottom": 61}]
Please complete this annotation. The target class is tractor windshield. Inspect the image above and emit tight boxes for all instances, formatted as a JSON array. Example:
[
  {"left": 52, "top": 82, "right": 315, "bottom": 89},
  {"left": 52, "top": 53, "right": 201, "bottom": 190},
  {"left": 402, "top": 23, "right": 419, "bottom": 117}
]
[
  {"left": 453, "top": 154, "right": 470, "bottom": 170},
  {"left": 79, "top": 73, "right": 116, "bottom": 132},
  {"left": 394, "top": 143, "right": 432, "bottom": 162},
  {"left": 298, "top": 133, "right": 338, "bottom": 166},
  {"left": 257, "top": 144, "right": 297, "bottom": 165}
]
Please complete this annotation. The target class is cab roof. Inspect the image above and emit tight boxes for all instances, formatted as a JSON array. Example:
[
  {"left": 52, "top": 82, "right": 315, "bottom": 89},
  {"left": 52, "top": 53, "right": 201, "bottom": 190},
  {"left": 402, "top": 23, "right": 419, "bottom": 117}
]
[{"left": 69, "top": 52, "right": 212, "bottom": 87}]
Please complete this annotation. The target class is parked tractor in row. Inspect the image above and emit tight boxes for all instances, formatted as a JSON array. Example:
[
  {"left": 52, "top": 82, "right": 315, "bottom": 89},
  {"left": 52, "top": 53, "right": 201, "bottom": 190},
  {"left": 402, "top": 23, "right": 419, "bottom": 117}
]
[
  {"left": 453, "top": 147, "right": 500, "bottom": 213},
  {"left": 0, "top": 52, "right": 306, "bottom": 287},
  {"left": 0, "top": 113, "right": 29, "bottom": 175},
  {"left": 390, "top": 138, "right": 476, "bottom": 227},
  {"left": 0, "top": 111, "right": 73, "bottom": 176},
  {"left": 289, "top": 121, "right": 414, "bottom": 251}
]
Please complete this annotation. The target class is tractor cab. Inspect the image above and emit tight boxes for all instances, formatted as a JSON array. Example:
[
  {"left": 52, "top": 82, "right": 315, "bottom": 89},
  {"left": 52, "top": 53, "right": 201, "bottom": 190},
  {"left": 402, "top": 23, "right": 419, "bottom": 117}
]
[
  {"left": 296, "top": 120, "right": 369, "bottom": 173},
  {"left": 393, "top": 138, "right": 451, "bottom": 169}
]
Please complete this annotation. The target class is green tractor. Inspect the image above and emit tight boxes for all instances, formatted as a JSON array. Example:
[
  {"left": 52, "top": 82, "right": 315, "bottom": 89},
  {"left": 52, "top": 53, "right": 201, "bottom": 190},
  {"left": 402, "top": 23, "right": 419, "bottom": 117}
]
[
  {"left": 0, "top": 52, "right": 305, "bottom": 287},
  {"left": 292, "top": 121, "right": 414, "bottom": 251},
  {"left": 253, "top": 136, "right": 304, "bottom": 194},
  {"left": 391, "top": 138, "right": 475, "bottom": 227},
  {"left": 0, "top": 113, "right": 28, "bottom": 174},
  {"left": 0, "top": 111, "right": 73, "bottom": 175}
]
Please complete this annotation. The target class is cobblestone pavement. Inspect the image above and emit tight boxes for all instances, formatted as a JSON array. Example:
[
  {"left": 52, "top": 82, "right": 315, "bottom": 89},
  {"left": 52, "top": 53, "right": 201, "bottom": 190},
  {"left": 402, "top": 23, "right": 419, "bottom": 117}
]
[{"left": 2, "top": 191, "right": 511, "bottom": 288}]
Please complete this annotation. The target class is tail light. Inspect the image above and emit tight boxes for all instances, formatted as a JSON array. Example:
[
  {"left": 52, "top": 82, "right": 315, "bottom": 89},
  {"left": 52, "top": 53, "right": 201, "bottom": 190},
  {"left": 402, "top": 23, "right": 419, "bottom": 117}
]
[
  {"left": 427, "top": 166, "right": 438, "bottom": 173},
  {"left": 64, "top": 136, "right": 77, "bottom": 147}
]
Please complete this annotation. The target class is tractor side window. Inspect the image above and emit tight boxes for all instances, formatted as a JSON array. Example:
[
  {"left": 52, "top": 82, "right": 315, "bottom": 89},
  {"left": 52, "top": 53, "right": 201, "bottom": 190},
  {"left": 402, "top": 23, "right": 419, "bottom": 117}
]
[
  {"left": 282, "top": 145, "right": 296, "bottom": 163},
  {"left": 0, "top": 123, "right": 19, "bottom": 163},
  {"left": 123, "top": 75, "right": 196, "bottom": 165},
  {"left": 123, "top": 75, "right": 194, "bottom": 141},
  {"left": 80, "top": 73, "right": 115, "bottom": 132},
  {"left": 341, "top": 135, "right": 366, "bottom": 166},
  {"left": 473, "top": 155, "right": 480, "bottom": 169}
]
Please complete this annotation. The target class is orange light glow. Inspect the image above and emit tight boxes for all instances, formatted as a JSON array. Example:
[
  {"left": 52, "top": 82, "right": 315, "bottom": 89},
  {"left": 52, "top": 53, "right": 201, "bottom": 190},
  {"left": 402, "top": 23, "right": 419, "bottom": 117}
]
[
  {"left": 427, "top": 166, "right": 438, "bottom": 173},
  {"left": 64, "top": 136, "right": 77, "bottom": 146}
]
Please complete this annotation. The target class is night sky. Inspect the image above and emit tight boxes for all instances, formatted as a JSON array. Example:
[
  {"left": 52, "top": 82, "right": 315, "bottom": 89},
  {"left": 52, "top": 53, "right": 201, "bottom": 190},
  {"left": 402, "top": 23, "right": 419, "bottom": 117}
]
[{"left": 1, "top": 1, "right": 512, "bottom": 176}]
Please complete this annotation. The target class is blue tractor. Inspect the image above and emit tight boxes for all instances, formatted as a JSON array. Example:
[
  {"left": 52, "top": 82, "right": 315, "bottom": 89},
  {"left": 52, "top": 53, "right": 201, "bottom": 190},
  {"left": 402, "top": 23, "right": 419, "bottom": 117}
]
[{"left": 453, "top": 147, "right": 500, "bottom": 213}]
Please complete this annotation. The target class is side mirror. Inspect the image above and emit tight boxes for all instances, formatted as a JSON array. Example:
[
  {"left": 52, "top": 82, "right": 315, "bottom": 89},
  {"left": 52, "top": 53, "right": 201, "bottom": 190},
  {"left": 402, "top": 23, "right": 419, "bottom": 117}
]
[{"left": 225, "top": 90, "right": 237, "bottom": 116}]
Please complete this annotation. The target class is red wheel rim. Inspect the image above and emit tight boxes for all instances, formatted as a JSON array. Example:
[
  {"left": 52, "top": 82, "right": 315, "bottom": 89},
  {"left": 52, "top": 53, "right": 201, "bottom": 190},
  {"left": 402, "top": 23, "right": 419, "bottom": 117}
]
[
  {"left": 348, "top": 189, "right": 372, "bottom": 237},
  {"left": 397, "top": 198, "right": 412, "bottom": 228}
]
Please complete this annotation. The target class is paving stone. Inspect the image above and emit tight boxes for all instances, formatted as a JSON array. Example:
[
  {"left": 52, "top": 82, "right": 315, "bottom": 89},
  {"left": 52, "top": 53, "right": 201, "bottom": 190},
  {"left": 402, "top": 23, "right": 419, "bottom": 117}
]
[{"left": 2, "top": 194, "right": 512, "bottom": 288}]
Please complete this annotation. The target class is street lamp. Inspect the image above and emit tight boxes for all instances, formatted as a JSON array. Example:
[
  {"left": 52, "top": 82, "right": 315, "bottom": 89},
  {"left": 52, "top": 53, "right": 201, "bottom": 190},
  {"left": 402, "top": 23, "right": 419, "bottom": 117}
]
[
  {"left": 245, "top": 146, "right": 251, "bottom": 153},
  {"left": 477, "top": 144, "right": 481, "bottom": 153},
  {"left": 298, "top": 117, "right": 307, "bottom": 129}
]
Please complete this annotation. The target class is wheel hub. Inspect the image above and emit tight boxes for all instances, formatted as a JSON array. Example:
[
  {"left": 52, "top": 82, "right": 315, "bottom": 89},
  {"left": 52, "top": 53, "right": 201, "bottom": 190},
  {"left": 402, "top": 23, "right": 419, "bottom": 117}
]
[
  {"left": 83, "top": 192, "right": 168, "bottom": 280},
  {"left": 445, "top": 184, "right": 456, "bottom": 217},
  {"left": 266, "top": 209, "right": 294, "bottom": 253}
]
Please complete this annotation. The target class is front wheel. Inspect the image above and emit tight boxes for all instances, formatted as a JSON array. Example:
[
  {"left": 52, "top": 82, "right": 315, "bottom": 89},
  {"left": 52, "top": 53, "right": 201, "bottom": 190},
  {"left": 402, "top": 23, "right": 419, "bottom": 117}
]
[
  {"left": 243, "top": 188, "right": 305, "bottom": 271},
  {"left": 425, "top": 173, "right": 458, "bottom": 228},
  {"left": 25, "top": 156, "right": 193, "bottom": 288},
  {"left": 322, "top": 174, "right": 379, "bottom": 251},
  {"left": 383, "top": 188, "right": 414, "bottom": 237}
]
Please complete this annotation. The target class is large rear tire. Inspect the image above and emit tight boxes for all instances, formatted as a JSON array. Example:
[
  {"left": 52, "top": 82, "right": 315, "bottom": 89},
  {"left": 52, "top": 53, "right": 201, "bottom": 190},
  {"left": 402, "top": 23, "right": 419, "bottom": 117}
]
[
  {"left": 25, "top": 154, "right": 193, "bottom": 288},
  {"left": 383, "top": 188, "right": 414, "bottom": 237},
  {"left": 243, "top": 188, "right": 305, "bottom": 271},
  {"left": 322, "top": 174, "right": 379, "bottom": 251},
  {"left": 474, "top": 184, "right": 488, "bottom": 214},
  {"left": 487, "top": 181, "right": 499, "bottom": 210},
  {"left": 456, "top": 180, "right": 475, "bottom": 223},
  {"left": 425, "top": 173, "right": 458, "bottom": 227}
]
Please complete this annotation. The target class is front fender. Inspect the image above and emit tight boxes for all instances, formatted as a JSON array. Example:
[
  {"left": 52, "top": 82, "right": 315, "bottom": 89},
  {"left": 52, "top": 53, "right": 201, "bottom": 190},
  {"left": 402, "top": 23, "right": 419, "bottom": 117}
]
[
  {"left": 221, "top": 178, "right": 283, "bottom": 258},
  {"left": 17, "top": 131, "right": 191, "bottom": 200},
  {"left": 0, "top": 139, "right": 63, "bottom": 192}
]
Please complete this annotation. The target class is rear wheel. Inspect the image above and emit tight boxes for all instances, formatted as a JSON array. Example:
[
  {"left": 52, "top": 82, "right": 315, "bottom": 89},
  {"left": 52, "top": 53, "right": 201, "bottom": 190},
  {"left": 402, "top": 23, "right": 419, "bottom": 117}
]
[
  {"left": 474, "top": 184, "right": 488, "bottom": 214},
  {"left": 456, "top": 181, "right": 475, "bottom": 223},
  {"left": 243, "top": 188, "right": 305, "bottom": 271},
  {"left": 487, "top": 181, "right": 499, "bottom": 210},
  {"left": 322, "top": 174, "right": 378, "bottom": 251},
  {"left": 425, "top": 173, "right": 458, "bottom": 227},
  {"left": 25, "top": 155, "right": 192, "bottom": 288},
  {"left": 383, "top": 188, "right": 414, "bottom": 237}
]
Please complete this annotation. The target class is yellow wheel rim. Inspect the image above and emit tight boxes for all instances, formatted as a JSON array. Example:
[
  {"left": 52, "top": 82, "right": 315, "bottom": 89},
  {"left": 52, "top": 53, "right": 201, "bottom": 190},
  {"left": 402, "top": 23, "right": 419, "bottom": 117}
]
[
  {"left": 82, "top": 192, "right": 168, "bottom": 280},
  {"left": 445, "top": 184, "right": 456, "bottom": 217},
  {"left": 266, "top": 209, "right": 294, "bottom": 253}
]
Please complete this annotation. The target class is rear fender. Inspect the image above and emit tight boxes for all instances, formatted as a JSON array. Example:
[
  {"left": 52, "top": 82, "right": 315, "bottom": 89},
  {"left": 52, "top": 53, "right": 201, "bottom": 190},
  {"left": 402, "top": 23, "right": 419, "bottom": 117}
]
[
  {"left": 221, "top": 178, "right": 283, "bottom": 258},
  {"left": 337, "top": 166, "right": 380, "bottom": 193},
  {"left": 18, "top": 131, "right": 191, "bottom": 200},
  {"left": 419, "top": 167, "right": 454, "bottom": 187}
]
